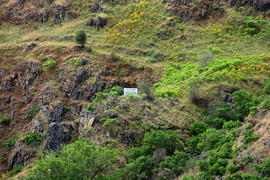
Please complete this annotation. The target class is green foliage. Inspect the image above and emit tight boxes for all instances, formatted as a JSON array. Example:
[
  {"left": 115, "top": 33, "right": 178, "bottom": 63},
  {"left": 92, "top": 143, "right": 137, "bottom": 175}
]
[
  {"left": 155, "top": 54, "right": 270, "bottom": 97},
  {"left": 144, "top": 50, "right": 162, "bottom": 63},
  {"left": 197, "top": 143, "right": 234, "bottom": 177},
  {"left": 94, "top": 86, "right": 124, "bottom": 102},
  {"left": 86, "top": 103, "right": 95, "bottom": 111},
  {"left": 9, "top": 164, "right": 23, "bottom": 176},
  {"left": 116, "top": 155, "right": 154, "bottom": 179},
  {"left": 226, "top": 172, "right": 265, "bottom": 180},
  {"left": 0, "top": 114, "right": 11, "bottom": 123},
  {"left": 227, "top": 162, "right": 237, "bottom": 174},
  {"left": 196, "top": 128, "right": 238, "bottom": 152},
  {"left": 253, "top": 158, "right": 270, "bottom": 178},
  {"left": 23, "top": 133, "right": 42, "bottom": 145},
  {"left": 42, "top": 60, "right": 56, "bottom": 72},
  {"left": 190, "top": 121, "right": 208, "bottom": 135},
  {"left": 4, "top": 134, "right": 17, "bottom": 147},
  {"left": 26, "top": 107, "right": 40, "bottom": 118},
  {"left": 25, "top": 137, "right": 117, "bottom": 180},
  {"left": 143, "top": 130, "right": 183, "bottom": 153},
  {"left": 75, "top": 30, "right": 87, "bottom": 46},
  {"left": 263, "top": 79, "right": 270, "bottom": 95},
  {"left": 102, "top": 118, "right": 118, "bottom": 127},
  {"left": 159, "top": 151, "right": 189, "bottom": 175},
  {"left": 243, "top": 123, "right": 261, "bottom": 144},
  {"left": 233, "top": 90, "right": 257, "bottom": 119}
]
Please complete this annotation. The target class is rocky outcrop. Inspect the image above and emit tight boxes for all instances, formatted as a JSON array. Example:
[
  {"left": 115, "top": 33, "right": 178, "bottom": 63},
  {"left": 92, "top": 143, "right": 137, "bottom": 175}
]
[
  {"left": 0, "top": 1, "right": 73, "bottom": 25},
  {"left": 166, "top": 0, "right": 225, "bottom": 23},
  {"left": 44, "top": 122, "right": 72, "bottom": 151},
  {"left": 58, "top": 64, "right": 116, "bottom": 101},
  {"left": 39, "top": 103, "right": 66, "bottom": 123},
  {"left": 227, "top": 0, "right": 270, "bottom": 11},
  {"left": 8, "top": 148, "right": 31, "bottom": 169},
  {"left": 88, "top": 16, "right": 108, "bottom": 30}
]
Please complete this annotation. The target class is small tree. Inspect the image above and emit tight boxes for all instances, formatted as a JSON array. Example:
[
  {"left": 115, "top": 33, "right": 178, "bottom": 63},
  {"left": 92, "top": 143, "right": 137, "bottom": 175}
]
[{"left": 75, "top": 30, "right": 87, "bottom": 47}]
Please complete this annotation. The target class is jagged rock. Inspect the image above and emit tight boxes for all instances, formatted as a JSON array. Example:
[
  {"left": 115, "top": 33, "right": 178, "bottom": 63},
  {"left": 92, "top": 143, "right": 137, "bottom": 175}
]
[
  {"left": 88, "top": 17, "right": 107, "bottom": 30},
  {"left": 40, "top": 103, "right": 66, "bottom": 123},
  {"left": 26, "top": 43, "right": 38, "bottom": 51},
  {"left": 27, "top": 61, "right": 40, "bottom": 77},
  {"left": 88, "top": 18, "right": 94, "bottom": 26},
  {"left": 92, "top": 1, "right": 104, "bottom": 12},
  {"left": 78, "top": 110, "right": 99, "bottom": 134},
  {"left": 22, "top": 77, "right": 35, "bottom": 90},
  {"left": 30, "top": 119, "right": 44, "bottom": 133},
  {"left": 35, "top": 86, "right": 58, "bottom": 106},
  {"left": 8, "top": 148, "right": 31, "bottom": 169},
  {"left": 107, "top": 113, "right": 118, "bottom": 119},
  {"left": 58, "top": 66, "right": 116, "bottom": 101},
  {"left": 112, "top": 130, "right": 138, "bottom": 144},
  {"left": 6, "top": 96, "right": 11, "bottom": 103},
  {"left": 44, "top": 122, "right": 72, "bottom": 150}
]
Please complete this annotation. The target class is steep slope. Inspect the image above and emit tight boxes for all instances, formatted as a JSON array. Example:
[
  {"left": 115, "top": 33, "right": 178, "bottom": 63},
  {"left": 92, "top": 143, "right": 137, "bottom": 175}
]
[{"left": 0, "top": 0, "right": 269, "bottom": 179}]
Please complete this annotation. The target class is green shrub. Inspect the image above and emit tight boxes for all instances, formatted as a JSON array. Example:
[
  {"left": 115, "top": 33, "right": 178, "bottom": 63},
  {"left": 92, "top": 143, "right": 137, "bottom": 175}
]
[
  {"left": 102, "top": 118, "right": 118, "bottom": 127},
  {"left": 10, "top": 164, "right": 23, "bottom": 176},
  {"left": 0, "top": 114, "right": 11, "bottom": 123},
  {"left": 25, "top": 137, "right": 116, "bottom": 180},
  {"left": 42, "top": 60, "right": 56, "bottom": 72},
  {"left": 75, "top": 30, "right": 87, "bottom": 46},
  {"left": 226, "top": 172, "right": 264, "bottom": 180},
  {"left": 116, "top": 155, "right": 154, "bottom": 179},
  {"left": 190, "top": 121, "right": 208, "bottom": 135},
  {"left": 243, "top": 123, "right": 261, "bottom": 144},
  {"left": 233, "top": 90, "right": 257, "bottom": 119},
  {"left": 143, "top": 130, "right": 183, "bottom": 153},
  {"left": 263, "top": 79, "right": 270, "bottom": 95},
  {"left": 227, "top": 162, "right": 237, "bottom": 174},
  {"left": 94, "top": 86, "right": 123, "bottom": 102},
  {"left": 253, "top": 158, "right": 270, "bottom": 178},
  {"left": 144, "top": 50, "right": 162, "bottom": 63},
  {"left": 159, "top": 151, "right": 189, "bottom": 175},
  {"left": 4, "top": 134, "right": 17, "bottom": 147},
  {"left": 23, "top": 133, "right": 42, "bottom": 145},
  {"left": 86, "top": 103, "right": 95, "bottom": 111},
  {"left": 26, "top": 107, "right": 40, "bottom": 118}
]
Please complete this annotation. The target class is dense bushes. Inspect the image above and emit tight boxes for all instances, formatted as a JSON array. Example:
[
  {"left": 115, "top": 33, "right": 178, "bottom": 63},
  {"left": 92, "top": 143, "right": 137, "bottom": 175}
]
[
  {"left": 142, "top": 130, "right": 183, "bottom": 153},
  {"left": 25, "top": 137, "right": 117, "bottom": 180},
  {"left": 154, "top": 54, "right": 270, "bottom": 97}
]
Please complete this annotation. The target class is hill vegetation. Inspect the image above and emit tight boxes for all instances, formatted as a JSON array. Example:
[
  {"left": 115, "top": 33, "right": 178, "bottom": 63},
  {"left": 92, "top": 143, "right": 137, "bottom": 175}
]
[{"left": 0, "top": 0, "right": 269, "bottom": 179}]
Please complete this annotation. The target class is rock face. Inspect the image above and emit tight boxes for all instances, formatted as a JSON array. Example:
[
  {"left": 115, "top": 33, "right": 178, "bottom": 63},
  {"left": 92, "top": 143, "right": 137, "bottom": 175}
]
[
  {"left": 166, "top": 0, "right": 225, "bottom": 23},
  {"left": 40, "top": 103, "right": 66, "bottom": 123},
  {"left": 88, "top": 17, "right": 108, "bottom": 30},
  {"left": 58, "top": 64, "right": 116, "bottom": 101},
  {"left": 0, "top": 0, "right": 74, "bottom": 25},
  {"left": 8, "top": 148, "right": 31, "bottom": 169},
  {"left": 227, "top": 0, "right": 270, "bottom": 11},
  {"left": 44, "top": 123, "right": 72, "bottom": 151}
]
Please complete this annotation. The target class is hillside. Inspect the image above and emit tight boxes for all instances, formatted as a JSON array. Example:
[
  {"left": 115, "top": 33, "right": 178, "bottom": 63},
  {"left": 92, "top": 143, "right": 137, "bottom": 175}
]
[{"left": 0, "top": 0, "right": 270, "bottom": 179}]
